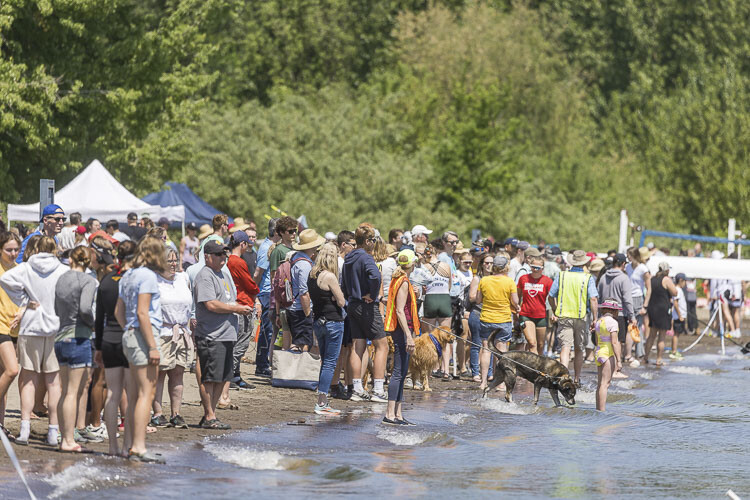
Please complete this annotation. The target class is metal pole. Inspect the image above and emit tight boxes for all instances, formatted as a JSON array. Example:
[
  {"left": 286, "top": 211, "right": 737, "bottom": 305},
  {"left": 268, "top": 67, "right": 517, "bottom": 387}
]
[
  {"left": 719, "top": 297, "right": 726, "bottom": 356},
  {"left": 619, "top": 210, "right": 628, "bottom": 253},
  {"left": 728, "top": 218, "right": 736, "bottom": 256}
]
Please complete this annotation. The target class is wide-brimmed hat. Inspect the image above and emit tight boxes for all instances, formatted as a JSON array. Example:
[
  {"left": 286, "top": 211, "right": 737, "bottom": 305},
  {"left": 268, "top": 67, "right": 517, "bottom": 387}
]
[
  {"left": 454, "top": 241, "right": 470, "bottom": 255},
  {"left": 293, "top": 229, "right": 325, "bottom": 251},
  {"left": 229, "top": 216, "right": 250, "bottom": 233},
  {"left": 198, "top": 224, "right": 213, "bottom": 240},
  {"left": 567, "top": 249, "right": 589, "bottom": 267},
  {"left": 589, "top": 258, "right": 605, "bottom": 273},
  {"left": 525, "top": 247, "right": 542, "bottom": 258},
  {"left": 638, "top": 247, "right": 651, "bottom": 263},
  {"left": 599, "top": 299, "right": 622, "bottom": 311}
]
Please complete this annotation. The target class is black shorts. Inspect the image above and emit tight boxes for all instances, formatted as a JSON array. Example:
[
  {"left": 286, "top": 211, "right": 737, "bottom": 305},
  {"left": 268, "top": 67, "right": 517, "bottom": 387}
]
[
  {"left": 346, "top": 301, "right": 386, "bottom": 341},
  {"left": 196, "top": 337, "right": 234, "bottom": 383},
  {"left": 286, "top": 309, "right": 314, "bottom": 347},
  {"left": 101, "top": 340, "right": 129, "bottom": 368},
  {"left": 0, "top": 334, "right": 14, "bottom": 345},
  {"left": 342, "top": 315, "right": 352, "bottom": 347},
  {"left": 617, "top": 316, "right": 628, "bottom": 344},
  {"left": 673, "top": 319, "right": 686, "bottom": 335}
]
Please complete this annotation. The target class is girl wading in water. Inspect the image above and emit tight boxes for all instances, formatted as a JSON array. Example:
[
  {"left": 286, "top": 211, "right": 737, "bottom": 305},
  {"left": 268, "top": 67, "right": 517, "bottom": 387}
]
[
  {"left": 383, "top": 250, "right": 420, "bottom": 426},
  {"left": 594, "top": 300, "right": 623, "bottom": 411}
]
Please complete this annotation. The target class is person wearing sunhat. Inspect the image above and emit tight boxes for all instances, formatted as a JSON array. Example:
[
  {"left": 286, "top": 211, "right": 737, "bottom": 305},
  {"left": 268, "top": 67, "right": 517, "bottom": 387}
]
[
  {"left": 547, "top": 249, "right": 599, "bottom": 385},
  {"left": 383, "top": 249, "right": 420, "bottom": 425},
  {"left": 228, "top": 217, "right": 250, "bottom": 234},
  {"left": 287, "top": 229, "right": 326, "bottom": 352},
  {"left": 16, "top": 204, "right": 65, "bottom": 263},
  {"left": 594, "top": 299, "right": 623, "bottom": 411}
]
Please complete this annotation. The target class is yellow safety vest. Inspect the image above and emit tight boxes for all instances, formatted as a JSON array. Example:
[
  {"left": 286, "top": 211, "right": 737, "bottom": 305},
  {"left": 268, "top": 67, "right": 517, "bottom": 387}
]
[{"left": 555, "top": 270, "right": 590, "bottom": 319}]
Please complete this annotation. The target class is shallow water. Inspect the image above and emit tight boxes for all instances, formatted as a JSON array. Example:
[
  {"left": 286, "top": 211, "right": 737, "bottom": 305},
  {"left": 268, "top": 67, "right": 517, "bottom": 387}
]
[{"left": 3, "top": 347, "right": 749, "bottom": 499}]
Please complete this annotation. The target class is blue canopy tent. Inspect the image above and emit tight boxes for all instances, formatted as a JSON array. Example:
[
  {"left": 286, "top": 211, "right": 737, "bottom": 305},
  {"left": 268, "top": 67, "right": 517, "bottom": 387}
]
[{"left": 142, "top": 182, "right": 231, "bottom": 230}]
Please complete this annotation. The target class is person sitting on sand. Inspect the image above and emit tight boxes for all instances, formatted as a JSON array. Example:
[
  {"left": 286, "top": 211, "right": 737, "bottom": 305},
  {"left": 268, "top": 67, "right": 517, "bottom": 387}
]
[{"left": 594, "top": 300, "right": 623, "bottom": 411}]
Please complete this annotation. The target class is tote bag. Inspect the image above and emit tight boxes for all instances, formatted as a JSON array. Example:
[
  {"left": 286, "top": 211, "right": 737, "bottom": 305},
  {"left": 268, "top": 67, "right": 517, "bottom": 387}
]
[{"left": 271, "top": 350, "right": 321, "bottom": 391}]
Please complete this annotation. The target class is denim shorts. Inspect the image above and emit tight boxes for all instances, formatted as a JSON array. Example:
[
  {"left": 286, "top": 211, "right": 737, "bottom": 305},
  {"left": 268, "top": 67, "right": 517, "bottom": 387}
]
[
  {"left": 54, "top": 338, "right": 93, "bottom": 369},
  {"left": 479, "top": 321, "right": 513, "bottom": 342}
]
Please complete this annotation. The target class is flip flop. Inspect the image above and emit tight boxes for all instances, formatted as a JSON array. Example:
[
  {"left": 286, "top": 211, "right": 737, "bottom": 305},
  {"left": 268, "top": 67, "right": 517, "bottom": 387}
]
[{"left": 217, "top": 403, "right": 239, "bottom": 410}]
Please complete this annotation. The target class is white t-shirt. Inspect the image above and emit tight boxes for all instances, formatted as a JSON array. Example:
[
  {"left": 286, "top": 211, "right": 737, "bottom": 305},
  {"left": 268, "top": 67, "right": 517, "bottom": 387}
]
[
  {"left": 157, "top": 272, "right": 192, "bottom": 337},
  {"left": 672, "top": 287, "right": 687, "bottom": 320},
  {"left": 379, "top": 257, "right": 398, "bottom": 299},
  {"left": 626, "top": 262, "right": 649, "bottom": 297}
]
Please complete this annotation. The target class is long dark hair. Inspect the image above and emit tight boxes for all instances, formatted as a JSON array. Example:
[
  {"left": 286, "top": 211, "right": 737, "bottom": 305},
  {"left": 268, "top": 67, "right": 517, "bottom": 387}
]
[{"left": 476, "top": 251, "right": 495, "bottom": 278}]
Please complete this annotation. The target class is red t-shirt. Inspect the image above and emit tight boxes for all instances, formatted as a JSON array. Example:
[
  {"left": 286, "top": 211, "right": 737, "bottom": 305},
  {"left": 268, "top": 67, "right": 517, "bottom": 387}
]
[
  {"left": 517, "top": 274, "right": 553, "bottom": 319},
  {"left": 227, "top": 254, "right": 260, "bottom": 307}
]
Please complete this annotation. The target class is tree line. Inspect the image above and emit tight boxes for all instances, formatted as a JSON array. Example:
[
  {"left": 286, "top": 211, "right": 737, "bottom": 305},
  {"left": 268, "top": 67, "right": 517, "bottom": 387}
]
[{"left": 1, "top": 0, "right": 747, "bottom": 248}]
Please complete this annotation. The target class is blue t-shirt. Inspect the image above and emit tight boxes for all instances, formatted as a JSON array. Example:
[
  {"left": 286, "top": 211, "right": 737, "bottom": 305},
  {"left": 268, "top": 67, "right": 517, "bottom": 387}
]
[
  {"left": 17, "top": 230, "right": 59, "bottom": 263},
  {"left": 118, "top": 267, "right": 162, "bottom": 331},
  {"left": 256, "top": 237, "right": 273, "bottom": 297},
  {"left": 289, "top": 253, "right": 313, "bottom": 311}
]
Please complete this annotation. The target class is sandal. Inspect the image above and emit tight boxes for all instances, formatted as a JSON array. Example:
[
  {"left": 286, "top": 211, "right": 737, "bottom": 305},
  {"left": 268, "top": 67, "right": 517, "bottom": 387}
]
[
  {"left": 217, "top": 402, "right": 239, "bottom": 410},
  {"left": 472, "top": 375, "right": 481, "bottom": 383},
  {"left": 200, "top": 419, "right": 231, "bottom": 430},
  {"left": 128, "top": 449, "right": 165, "bottom": 464},
  {"left": 0, "top": 424, "right": 15, "bottom": 443}
]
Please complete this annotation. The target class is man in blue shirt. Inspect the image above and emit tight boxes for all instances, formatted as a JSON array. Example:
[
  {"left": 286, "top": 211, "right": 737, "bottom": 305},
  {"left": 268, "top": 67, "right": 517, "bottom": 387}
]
[
  {"left": 252, "top": 218, "right": 279, "bottom": 377},
  {"left": 17, "top": 204, "right": 65, "bottom": 263},
  {"left": 287, "top": 229, "right": 325, "bottom": 351}
]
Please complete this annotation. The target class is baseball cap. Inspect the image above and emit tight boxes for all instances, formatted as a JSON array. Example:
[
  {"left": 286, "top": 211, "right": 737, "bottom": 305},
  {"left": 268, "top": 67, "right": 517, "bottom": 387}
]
[
  {"left": 411, "top": 224, "right": 433, "bottom": 236},
  {"left": 204, "top": 240, "right": 229, "bottom": 255},
  {"left": 613, "top": 253, "right": 628, "bottom": 265},
  {"left": 517, "top": 241, "right": 530, "bottom": 251},
  {"left": 547, "top": 246, "right": 562, "bottom": 256},
  {"left": 503, "top": 237, "right": 518, "bottom": 247},
  {"left": 674, "top": 272, "right": 686, "bottom": 282},
  {"left": 525, "top": 247, "right": 542, "bottom": 258},
  {"left": 231, "top": 231, "right": 250, "bottom": 245},
  {"left": 657, "top": 261, "right": 671, "bottom": 272},
  {"left": 88, "top": 230, "right": 118, "bottom": 246},
  {"left": 397, "top": 249, "right": 418, "bottom": 267},
  {"left": 127, "top": 212, "right": 138, "bottom": 221},
  {"left": 493, "top": 255, "right": 509, "bottom": 268},
  {"left": 40, "top": 204, "right": 64, "bottom": 222},
  {"left": 186, "top": 222, "right": 198, "bottom": 231},
  {"left": 157, "top": 217, "right": 170, "bottom": 226}
]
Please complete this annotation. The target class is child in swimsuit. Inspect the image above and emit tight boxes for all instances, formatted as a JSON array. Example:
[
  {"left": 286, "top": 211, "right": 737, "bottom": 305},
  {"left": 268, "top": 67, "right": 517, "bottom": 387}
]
[{"left": 594, "top": 300, "right": 623, "bottom": 411}]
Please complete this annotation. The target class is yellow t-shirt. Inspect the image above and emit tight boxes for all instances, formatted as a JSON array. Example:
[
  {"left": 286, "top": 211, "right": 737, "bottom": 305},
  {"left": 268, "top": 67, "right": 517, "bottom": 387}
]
[
  {"left": 479, "top": 275, "right": 516, "bottom": 324},
  {"left": 0, "top": 262, "right": 20, "bottom": 336}
]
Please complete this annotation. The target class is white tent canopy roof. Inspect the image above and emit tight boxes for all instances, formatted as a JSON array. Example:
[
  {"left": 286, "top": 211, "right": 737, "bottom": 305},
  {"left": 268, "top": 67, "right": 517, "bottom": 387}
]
[
  {"left": 7, "top": 160, "right": 185, "bottom": 223},
  {"left": 647, "top": 255, "right": 750, "bottom": 281}
]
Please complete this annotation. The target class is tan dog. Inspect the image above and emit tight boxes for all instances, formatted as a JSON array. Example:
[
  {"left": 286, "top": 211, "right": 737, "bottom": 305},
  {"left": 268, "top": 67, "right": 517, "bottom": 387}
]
[
  {"left": 362, "top": 336, "right": 396, "bottom": 389},
  {"left": 409, "top": 327, "right": 454, "bottom": 392}
]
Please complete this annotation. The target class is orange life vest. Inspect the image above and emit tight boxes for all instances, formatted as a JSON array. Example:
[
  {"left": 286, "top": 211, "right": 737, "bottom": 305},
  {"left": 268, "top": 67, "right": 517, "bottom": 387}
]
[{"left": 384, "top": 274, "right": 420, "bottom": 335}]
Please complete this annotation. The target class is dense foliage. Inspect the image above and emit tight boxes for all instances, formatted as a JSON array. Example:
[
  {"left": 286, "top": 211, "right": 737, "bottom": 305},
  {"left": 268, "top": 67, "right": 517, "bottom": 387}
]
[{"left": 1, "top": 0, "right": 746, "bottom": 248}]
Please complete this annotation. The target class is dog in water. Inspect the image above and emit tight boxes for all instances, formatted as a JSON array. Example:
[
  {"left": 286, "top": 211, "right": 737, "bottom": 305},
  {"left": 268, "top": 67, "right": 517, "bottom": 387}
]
[
  {"left": 483, "top": 330, "right": 576, "bottom": 406},
  {"left": 409, "top": 327, "right": 453, "bottom": 392}
]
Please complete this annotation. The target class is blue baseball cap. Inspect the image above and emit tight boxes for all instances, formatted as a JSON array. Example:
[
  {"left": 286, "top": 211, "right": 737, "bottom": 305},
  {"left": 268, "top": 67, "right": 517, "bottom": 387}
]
[
  {"left": 503, "top": 237, "right": 518, "bottom": 247},
  {"left": 40, "top": 204, "right": 64, "bottom": 222},
  {"left": 231, "top": 230, "right": 250, "bottom": 245}
]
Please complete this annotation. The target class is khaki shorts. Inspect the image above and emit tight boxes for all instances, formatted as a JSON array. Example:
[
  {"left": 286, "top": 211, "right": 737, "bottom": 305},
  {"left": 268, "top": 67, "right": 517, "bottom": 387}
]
[
  {"left": 18, "top": 335, "right": 59, "bottom": 373},
  {"left": 122, "top": 328, "right": 161, "bottom": 367},
  {"left": 158, "top": 333, "right": 194, "bottom": 371},
  {"left": 557, "top": 317, "right": 587, "bottom": 351}
]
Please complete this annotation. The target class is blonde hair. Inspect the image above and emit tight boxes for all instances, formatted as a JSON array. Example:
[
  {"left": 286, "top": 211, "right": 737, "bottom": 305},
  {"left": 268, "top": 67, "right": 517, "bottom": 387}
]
[
  {"left": 310, "top": 242, "right": 339, "bottom": 281},
  {"left": 133, "top": 236, "right": 168, "bottom": 273},
  {"left": 37, "top": 236, "right": 57, "bottom": 254},
  {"left": 372, "top": 237, "right": 389, "bottom": 262},
  {"left": 69, "top": 246, "right": 91, "bottom": 269}
]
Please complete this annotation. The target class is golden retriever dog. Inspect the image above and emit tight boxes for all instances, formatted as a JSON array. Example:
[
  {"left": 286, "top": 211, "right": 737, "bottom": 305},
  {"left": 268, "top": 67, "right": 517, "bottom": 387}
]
[
  {"left": 409, "top": 327, "right": 454, "bottom": 392},
  {"left": 362, "top": 336, "right": 396, "bottom": 389}
]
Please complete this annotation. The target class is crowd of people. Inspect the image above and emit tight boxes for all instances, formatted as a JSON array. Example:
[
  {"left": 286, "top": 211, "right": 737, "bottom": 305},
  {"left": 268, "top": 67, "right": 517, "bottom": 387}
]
[{"left": 0, "top": 204, "right": 743, "bottom": 461}]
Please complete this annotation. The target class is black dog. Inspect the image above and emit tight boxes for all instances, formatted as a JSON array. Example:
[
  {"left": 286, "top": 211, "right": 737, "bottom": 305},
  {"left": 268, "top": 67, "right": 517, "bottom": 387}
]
[{"left": 483, "top": 331, "right": 576, "bottom": 406}]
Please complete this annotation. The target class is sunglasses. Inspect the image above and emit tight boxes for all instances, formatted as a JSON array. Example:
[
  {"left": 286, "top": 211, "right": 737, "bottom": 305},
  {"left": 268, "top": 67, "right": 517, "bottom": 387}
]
[
  {"left": 530, "top": 265, "right": 543, "bottom": 271},
  {"left": 446, "top": 240, "right": 459, "bottom": 245},
  {"left": 286, "top": 229, "right": 297, "bottom": 234},
  {"left": 366, "top": 237, "right": 378, "bottom": 243},
  {"left": 46, "top": 216, "right": 66, "bottom": 223},
  {"left": 483, "top": 261, "right": 493, "bottom": 265},
  {"left": 460, "top": 260, "right": 473, "bottom": 265}
]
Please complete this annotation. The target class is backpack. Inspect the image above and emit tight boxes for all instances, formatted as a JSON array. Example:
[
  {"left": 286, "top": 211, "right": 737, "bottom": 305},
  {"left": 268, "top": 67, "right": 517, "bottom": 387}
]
[{"left": 273, "top": 259, "right": 294, "bottom": 309}]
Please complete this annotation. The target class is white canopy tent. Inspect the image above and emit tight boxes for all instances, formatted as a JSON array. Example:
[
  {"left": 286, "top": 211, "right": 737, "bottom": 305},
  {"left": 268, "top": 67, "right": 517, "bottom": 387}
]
[
  {"left": 7, "top": 160, "right": 185, "bottom": 223},
  {"left": 646, "top": 255, "right": 750, "bottom": 281}
]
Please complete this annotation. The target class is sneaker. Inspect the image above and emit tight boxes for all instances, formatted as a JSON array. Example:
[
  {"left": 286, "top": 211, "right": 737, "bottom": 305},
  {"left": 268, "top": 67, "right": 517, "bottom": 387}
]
[
  {"left": 85, "top": 424, "right": 108, "bottom": 440},
  {"left": 370, "top": 391, "right": 388, "bottom": 403},
  {"left": 397, "top": 417, "right": 417, "bottom": 426},
  {"left": 235, "top": 379, "right": 256, "bottom": 390},
  {"left": 403, "top": 377, "right": 413, "bottom": 389},
  {"left": 330, "top": 383, "right": 350, "bottom": 400},
  {"left": 255, "top": 368, "right": 272, "bottom": 378},
  {"left": 381, "top": 417, "right": 404, "bottom": 426},
  {"left": 349, "top": 390, "right": 371, "bottom": 402},
  {"left": 314, "top": 402, "right": 342, "bottom": 416},
  {"left": 414, "top": 381, "right": 424, "bottom": 390},
  {"left": 169, "top": 414, "right": 188, "bottom": 429},
  {"left": 672, "top": 351, "right": 683, "bottom": 360},
  {"left": 77, "top": 427, "right": 104, "bottom": 443},
  {"left": 150, "top": 415, "right": 169, "bottom": 428},
  {"left": 431, "top": 370, "right": 445, "bottom": 379}
]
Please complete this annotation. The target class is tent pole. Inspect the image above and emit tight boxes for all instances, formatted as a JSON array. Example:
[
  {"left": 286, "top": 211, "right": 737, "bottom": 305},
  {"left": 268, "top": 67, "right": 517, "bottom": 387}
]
[{"left": 182, "top": 219, "right": 185, "bottom": 238}]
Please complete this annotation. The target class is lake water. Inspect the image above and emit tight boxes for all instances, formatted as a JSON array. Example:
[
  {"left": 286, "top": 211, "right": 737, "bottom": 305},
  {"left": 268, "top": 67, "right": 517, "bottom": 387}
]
[{"left": 3, "top": 346, "right": 749, "bottom": 499}]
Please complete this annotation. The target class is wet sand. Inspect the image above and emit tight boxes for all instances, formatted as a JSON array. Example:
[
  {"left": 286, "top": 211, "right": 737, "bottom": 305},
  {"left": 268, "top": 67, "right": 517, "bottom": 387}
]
[{"left": 0, "top": 333, "right": 736, "bottom": 466}]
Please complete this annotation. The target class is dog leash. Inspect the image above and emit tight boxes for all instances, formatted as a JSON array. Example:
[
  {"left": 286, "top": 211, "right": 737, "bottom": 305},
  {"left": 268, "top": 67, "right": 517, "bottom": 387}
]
[{"left": 420, "top": 320, "right": 563, "bottom": 382}]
